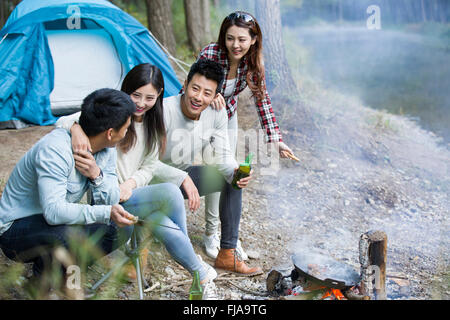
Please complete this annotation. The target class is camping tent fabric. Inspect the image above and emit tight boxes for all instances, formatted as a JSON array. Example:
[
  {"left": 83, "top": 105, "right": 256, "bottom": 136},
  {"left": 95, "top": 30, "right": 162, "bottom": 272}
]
[
  {"left": 47, "top": 28, "right": 124, "bottom": 115},
  {"left": 0, "top": 0, "right": 182, "bottom": 127}
]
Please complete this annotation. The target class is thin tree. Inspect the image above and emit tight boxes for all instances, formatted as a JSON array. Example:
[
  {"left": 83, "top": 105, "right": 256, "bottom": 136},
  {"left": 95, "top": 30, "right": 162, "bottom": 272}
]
[
  {"left": 145, "top": 0, "right": 177, "bottom": 55},
  {"left": 1, "top": 0, "right": 21, "bottom": 29},
  {"left": 254, "top": 0, "right": 317, "bottom": 138},
  {"left": 254, "top": 0, "right": 299, "bottom": 99},
  {"left": 184, "top": 0, "right": 211, "bottom": 53}
]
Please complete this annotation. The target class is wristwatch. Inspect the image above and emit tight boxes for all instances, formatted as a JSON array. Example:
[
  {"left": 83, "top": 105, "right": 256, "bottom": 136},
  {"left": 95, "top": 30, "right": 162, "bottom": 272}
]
[{"left": 89, "top": 169, "right": 103, "bottom": 187}]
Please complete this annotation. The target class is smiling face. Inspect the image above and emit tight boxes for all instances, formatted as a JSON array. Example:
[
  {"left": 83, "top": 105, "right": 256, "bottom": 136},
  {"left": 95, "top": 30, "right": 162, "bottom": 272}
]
[
  {"left": 181, "top": 73, "right": 218, "bottom": 120},
  {"left": 129, "top": 83, "right": 161, "bottom": 122},
  {"left": 225, "top": 25, "right": 256, "bottom": 64}
]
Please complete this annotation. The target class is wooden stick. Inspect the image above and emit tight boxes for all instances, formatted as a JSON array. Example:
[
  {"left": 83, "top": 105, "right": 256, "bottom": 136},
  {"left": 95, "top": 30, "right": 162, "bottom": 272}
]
[
  {"left": 386, "top": 274, "right": 408, "bottom": 280},
  {"left": 286, "top": 152, "right": 300, "bottom": 162},
  {"left": 143, "top": 281, "right": 161, "bottom": 292},
  {"left": 226, "top": 280, "right": 270, "bottom": 297},
  {"left": 216, "top": 276, "right": 255, "bottom": 282}
]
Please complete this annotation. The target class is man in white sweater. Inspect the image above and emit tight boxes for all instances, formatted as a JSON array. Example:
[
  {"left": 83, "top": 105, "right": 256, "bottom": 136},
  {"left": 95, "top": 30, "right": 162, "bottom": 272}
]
[{"left": 157, "top": 60, "right": 262, "bottom": 276}]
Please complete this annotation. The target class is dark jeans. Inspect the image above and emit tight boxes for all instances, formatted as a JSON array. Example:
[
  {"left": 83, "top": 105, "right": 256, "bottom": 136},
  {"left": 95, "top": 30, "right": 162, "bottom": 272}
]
[
  {"left": 180, "top": 166, "right": 242, "bottom": 249},
  {"left": 0, "top": 214, "right": 133, "bottom": 277}
]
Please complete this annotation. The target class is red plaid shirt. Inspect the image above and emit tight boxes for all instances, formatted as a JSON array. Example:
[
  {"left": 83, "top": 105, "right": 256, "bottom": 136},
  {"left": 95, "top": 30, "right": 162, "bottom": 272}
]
[{"left": 197, "top": 43, "right": 283, "bottom": 143}]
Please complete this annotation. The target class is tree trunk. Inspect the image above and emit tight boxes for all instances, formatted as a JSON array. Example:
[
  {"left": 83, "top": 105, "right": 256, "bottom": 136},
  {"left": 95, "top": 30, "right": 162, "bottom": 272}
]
[
  {"left": 184, "top": 0, "right": 211, "bottom": 53},
  {"left": 338, "top": 0, "right": 343, "bottom": 23},
  {"left": 201, "top": 0, "right": 212, "bottom": 45},
  {"left": 1, "top": 0, "right": 21, "bottom": 30},
  {"left": 254, "top": 0, "right": 299, "bottom": 99},
  {"left": 145, "top": 0, "right": 176, "bottom": 55},
  {"left": 420, "top": 0, "right": 427, "bottom": 22},
  {"left": 359, "top": 231, "right": 388, "bottom": 300},
  {"left": 0, "top": 0, "right": 5, "bottom": 30}
]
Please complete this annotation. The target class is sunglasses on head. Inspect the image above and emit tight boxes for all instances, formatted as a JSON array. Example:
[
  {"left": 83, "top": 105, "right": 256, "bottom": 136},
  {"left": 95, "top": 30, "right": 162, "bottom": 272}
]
[{"left": 226, "top": 11, "right": 254, "bottom": 23}]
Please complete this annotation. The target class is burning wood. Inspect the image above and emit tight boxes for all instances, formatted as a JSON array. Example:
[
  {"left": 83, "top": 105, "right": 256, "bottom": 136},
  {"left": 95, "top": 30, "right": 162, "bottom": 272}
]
[{"left": 321, "top": 288, "right": 345, "bottom": 300}]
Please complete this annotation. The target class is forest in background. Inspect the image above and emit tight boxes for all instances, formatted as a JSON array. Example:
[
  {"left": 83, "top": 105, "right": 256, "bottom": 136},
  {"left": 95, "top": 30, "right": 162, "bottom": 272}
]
[
  {"left": 1, "top": 0, "right": 449, "bottom": 140},
  {"left": 2, "top": 0, "right": 449, "bottom": 56}
]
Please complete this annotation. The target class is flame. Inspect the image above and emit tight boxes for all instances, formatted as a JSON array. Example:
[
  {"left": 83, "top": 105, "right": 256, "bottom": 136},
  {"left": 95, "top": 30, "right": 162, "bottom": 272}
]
[{"left": 321, "top": 288, "right": 345, "bottom": 300}]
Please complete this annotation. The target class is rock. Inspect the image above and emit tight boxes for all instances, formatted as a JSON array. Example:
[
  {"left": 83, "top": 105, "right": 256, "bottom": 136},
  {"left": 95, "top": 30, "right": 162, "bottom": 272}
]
[
  {"left": 165, "top": 266, "right": 176, "bottom": 277},
  {"left": 392, "top": 278, "right": 410, "bottom": 287},
  {"left": 247, "top": 250, "right": 260, "bottom": 259}
]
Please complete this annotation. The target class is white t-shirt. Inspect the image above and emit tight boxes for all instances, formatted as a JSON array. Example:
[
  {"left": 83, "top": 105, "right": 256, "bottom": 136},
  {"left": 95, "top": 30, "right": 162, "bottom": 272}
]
[{"left": 224, "top": 78, "right": 237, "bottom": 98}]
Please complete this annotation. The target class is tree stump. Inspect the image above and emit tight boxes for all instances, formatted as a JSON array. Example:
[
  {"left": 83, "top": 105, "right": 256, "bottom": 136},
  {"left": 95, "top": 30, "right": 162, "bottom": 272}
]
[{"left": 359, "top": 230, "right": 387, "bottom": 300}]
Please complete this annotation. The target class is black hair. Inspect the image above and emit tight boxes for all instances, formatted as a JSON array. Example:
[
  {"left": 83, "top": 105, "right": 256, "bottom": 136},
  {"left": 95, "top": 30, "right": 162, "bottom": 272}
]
[
  {"left": 186, "top": 59, "right": 225, "bottom": 93},
  {"left": 119, "top": 63, "right": 166, "bottom": 156},
  {"left": 78, "top": 88, "right": 136, "bottom": 137}
]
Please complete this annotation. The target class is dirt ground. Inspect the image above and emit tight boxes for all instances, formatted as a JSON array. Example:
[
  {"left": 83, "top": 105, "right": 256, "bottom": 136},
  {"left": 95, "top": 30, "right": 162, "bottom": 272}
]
[
  {"left": 0, "top": 87, "right": 448, "bottom": 300},
  {"left": 0, "top": 125, "right": 54, "bottom": 192}
]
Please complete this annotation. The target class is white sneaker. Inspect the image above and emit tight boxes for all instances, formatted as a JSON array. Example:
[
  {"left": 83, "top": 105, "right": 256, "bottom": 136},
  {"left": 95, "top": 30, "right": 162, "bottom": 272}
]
[
  {"left": 202, "top": 280, "right": 219, "bottom": 300},
  {"left": 236, "top": 239, "right": 248, "bottom": 261},
  {"left": 203, "top": 233, "right": 220, "bottom": 259},
  {"left": 196, "top": 254, "right": 218, "bottom": 300},
  {"left": 197, "top": 254, "right": 217, "bottom": 282}
]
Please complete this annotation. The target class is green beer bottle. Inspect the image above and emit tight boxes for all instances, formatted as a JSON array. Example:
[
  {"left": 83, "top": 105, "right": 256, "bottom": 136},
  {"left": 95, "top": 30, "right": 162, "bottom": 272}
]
[
  {"left": 231, "top": 153, "right": 253, "bottom": 190},
  {"left": 188, "top": 270, "right": 203, "bottom": 300}
]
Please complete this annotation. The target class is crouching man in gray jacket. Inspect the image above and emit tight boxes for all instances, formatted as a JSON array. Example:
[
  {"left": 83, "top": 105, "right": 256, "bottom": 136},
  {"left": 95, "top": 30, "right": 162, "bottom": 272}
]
[{"left": 0, "top": 88, "right": 136, "bottom": 298}]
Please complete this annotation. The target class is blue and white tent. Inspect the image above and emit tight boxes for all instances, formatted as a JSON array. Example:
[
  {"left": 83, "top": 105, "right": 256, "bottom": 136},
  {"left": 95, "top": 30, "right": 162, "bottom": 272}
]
[{"left": 0, "top": 0, "right": 182, "bottom": 128}]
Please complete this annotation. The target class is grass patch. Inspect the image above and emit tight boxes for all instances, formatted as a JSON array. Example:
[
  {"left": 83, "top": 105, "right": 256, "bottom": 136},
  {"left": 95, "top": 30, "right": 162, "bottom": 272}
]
[{"left": 365, "top": 110, "right": 398, "bottom": 134}]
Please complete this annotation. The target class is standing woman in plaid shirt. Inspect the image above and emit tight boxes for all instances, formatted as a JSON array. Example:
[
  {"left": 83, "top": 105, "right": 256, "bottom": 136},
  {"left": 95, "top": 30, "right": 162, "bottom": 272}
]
[{"left": 197, "top": 11, "right": 296, "bottom": 260}]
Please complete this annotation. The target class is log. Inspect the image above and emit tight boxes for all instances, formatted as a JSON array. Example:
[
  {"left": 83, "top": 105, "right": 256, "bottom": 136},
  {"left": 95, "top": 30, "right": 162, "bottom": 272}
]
[{"left": 359, "top": 230, "right": 387, "bottom": 300}]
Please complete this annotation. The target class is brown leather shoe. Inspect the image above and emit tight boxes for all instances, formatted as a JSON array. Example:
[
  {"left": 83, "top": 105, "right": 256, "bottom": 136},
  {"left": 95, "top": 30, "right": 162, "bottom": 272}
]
[
  {"left": 123, "top": 247, "right": 148, "bottom": 282},
  {"left": 214, "top": 248, "right": 263, "bottom": 276}
]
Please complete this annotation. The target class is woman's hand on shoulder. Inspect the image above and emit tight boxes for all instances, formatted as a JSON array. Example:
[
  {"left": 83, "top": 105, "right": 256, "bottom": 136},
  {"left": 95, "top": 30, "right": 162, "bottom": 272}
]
[
  {"left": 70, "top": 123, "right": 91, "bottom": 153},
  {"left": 210, "top": 93, "right": 226, "bottom": 110}
]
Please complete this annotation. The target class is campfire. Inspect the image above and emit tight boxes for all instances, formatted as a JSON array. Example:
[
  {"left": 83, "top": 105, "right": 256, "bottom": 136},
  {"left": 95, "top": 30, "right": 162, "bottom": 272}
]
[
  {"left": 267, "top": 230, "right": 387, "bottom": 300},
  {"left": 321, "top": 288, "right": 345, "bottom": 300}
]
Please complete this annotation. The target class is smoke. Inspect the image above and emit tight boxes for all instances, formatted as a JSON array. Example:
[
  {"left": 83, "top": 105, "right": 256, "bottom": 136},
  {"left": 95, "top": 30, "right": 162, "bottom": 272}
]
[{"left": 293, "top": 25, "right": 450, "bottom": 144}]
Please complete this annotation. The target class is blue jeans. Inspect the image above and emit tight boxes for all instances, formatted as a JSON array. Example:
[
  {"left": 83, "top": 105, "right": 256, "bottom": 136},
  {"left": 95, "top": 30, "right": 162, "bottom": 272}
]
[
  {"left": 0, "top": 213, "right": 132, "bottom": 277},
  {"left": 121, "top": 183, "right": 207, "bottom": 280},
  {"left": 181, "top": 166, "right": 242, "bottom": 249}
]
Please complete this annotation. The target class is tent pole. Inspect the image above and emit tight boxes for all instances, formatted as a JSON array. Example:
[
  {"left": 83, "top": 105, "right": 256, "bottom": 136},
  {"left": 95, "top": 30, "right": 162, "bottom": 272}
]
[{"left": 0, "top": 33, "right": 9, "bottom": 45}]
